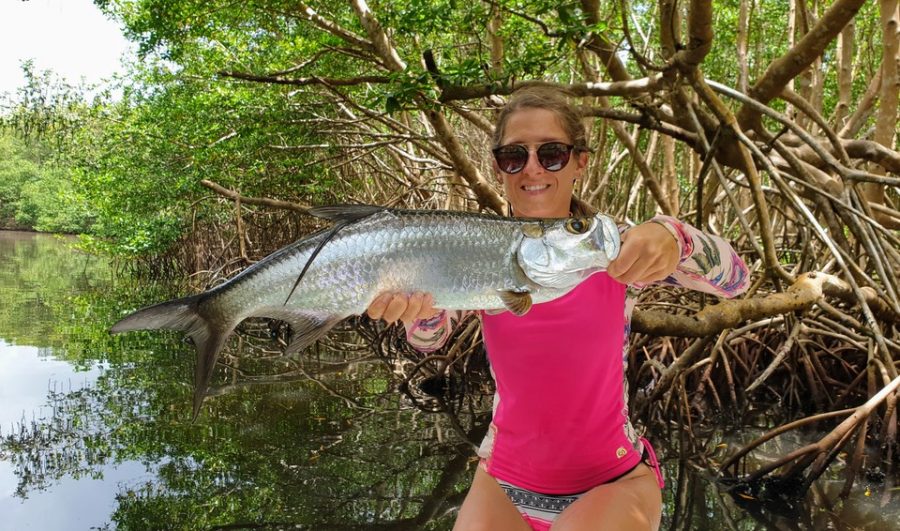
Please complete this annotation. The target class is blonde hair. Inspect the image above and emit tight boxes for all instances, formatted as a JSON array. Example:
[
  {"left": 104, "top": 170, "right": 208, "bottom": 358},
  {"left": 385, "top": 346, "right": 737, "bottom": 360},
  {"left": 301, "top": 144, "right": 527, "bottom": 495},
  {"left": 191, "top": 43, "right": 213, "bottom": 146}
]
[{"left": 494, "top": 87, "right": 596, "bottom": 217}]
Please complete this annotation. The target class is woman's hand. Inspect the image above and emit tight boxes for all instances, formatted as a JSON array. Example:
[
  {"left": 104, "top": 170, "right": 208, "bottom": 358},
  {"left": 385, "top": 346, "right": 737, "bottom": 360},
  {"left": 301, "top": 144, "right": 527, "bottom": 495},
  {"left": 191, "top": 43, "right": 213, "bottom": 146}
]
[
  {"left": 607, "top": 222, "right": 681, "bottom": 285},
  {"left": 366, "top": 291, "right": 440, "bottom": 325}
]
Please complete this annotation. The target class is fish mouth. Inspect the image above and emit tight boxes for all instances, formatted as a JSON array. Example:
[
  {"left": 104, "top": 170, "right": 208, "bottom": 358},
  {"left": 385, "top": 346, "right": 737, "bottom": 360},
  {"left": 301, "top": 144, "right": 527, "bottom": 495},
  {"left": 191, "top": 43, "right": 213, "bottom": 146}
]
[{"left": 591, "top": 214, "right": 622, "bottom": 263}]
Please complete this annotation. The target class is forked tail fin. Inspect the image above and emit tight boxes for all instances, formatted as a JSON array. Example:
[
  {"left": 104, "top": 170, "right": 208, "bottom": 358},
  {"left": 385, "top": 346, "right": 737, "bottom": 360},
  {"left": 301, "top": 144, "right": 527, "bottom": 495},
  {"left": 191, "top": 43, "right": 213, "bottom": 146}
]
[{"left": 110, "top": 295, "right": 233, "bottom": 420}]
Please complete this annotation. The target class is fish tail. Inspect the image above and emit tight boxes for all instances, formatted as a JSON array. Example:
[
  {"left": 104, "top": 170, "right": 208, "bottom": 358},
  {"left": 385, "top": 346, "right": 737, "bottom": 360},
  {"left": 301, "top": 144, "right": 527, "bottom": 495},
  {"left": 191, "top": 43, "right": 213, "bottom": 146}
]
[{"left": 110, "top": 295, "right": 233, "bottom": 420}]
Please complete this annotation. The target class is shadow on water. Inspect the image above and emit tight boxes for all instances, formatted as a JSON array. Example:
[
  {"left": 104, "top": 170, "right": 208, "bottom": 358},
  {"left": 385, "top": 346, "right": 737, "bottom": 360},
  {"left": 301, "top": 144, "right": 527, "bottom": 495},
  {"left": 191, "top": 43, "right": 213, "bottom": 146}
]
[{"left": 0, "top": 231, "right": 897, "bottom": 530}]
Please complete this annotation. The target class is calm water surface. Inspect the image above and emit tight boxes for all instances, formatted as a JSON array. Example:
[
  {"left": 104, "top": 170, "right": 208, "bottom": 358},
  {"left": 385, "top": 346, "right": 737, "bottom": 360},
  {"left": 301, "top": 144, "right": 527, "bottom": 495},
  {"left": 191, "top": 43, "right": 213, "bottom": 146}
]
[{"left": 0, "top": 231, "right": 897, "bottom": 530}]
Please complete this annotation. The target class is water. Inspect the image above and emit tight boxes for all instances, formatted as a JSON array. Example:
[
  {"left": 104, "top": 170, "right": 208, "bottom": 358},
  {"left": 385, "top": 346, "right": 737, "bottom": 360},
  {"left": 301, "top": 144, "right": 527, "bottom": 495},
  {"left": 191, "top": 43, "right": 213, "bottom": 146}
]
[{"left": 0, "top": 230, "right": 897, "bottom": 530}]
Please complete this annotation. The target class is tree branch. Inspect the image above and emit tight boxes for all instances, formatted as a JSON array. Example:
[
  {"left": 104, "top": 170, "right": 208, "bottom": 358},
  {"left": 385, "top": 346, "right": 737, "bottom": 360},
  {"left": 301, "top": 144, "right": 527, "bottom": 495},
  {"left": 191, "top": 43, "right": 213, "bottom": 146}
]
[
  {"left": 637, "top": 271, "right": 898, "bottom": 339},
  {"left": 438, "top": 74, "right": 667, "bottom": 102},
  {"left": 199, "top": 179, "right": 310, "bottom": 212},
  {"left": 218, "top": 70, "right": 389, "bottom": 86},
  {"left": 350, "top": 0, "right": 406, "bottom": 72},
  {"left": 293, "top": 2, "right": 374, "bottom": 53},
  {"left": 671, "top": 0, "right": 714, "bottom": 68},
  {"left": 579, "top": 0, "right": 634, "bottom": 81}
]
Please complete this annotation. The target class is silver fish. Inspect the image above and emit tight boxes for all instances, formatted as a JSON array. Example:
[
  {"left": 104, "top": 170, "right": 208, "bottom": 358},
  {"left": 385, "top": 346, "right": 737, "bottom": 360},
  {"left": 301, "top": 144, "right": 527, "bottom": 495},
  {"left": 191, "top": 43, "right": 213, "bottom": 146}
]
[{"left": 110, "top": 205, "right": 620, "bottom": 416}]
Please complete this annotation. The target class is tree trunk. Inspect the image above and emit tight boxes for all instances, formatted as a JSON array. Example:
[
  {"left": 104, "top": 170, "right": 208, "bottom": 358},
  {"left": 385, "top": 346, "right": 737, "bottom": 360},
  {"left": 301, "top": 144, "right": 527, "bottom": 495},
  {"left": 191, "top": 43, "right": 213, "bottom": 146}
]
[
  {"left": 833, "top": 18, "right": 856, "bottom": 128},
  {"left": 659, "top": 0, "right": 682, "bottom": 60},
  {"left": 865, "top": 0, "right": 900, "bottom": 228},
  {"left": 487, "top": 5, "right": 504, "bottom": 76},
  {"left": 737, "top": 0, "right": 751, "bottom": 93},
  {"left": 662, "top": 134, "right": 680, "bottom": 216},
  {"left": 839, "top": 69, "right": 882, "bottom": 138}
]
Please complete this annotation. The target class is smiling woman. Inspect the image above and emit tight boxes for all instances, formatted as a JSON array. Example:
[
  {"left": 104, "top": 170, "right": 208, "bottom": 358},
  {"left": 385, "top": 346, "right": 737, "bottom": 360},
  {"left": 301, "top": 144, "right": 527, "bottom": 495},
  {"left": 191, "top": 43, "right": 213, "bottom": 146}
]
[
  {"left": 492, "top": 110, "right": 586, "bottom": 218},
  {"left": 365, "top": 87, "right": 752, "bottom": 531},
  {"left": 490, "top": 92, "right": 591, "bottom": 219}
]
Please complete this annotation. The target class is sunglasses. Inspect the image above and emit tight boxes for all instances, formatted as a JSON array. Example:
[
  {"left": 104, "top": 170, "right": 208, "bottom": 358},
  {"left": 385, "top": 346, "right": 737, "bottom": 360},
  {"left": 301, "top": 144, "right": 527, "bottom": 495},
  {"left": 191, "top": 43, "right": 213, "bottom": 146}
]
[{"left": 492, "top": 142, "right": 576, "bottom": 174}]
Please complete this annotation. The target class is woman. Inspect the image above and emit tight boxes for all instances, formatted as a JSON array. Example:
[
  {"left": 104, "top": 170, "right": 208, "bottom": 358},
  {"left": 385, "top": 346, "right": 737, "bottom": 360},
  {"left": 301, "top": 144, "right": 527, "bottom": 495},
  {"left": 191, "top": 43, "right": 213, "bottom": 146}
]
[{"left": 367, "top": 88, "right": 749, "bottom": 530}]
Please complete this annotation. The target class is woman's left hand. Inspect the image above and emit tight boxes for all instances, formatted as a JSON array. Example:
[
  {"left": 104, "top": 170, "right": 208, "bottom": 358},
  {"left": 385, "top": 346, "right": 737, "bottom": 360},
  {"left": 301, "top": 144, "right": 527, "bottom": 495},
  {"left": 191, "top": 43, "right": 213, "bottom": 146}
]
[{"left": 607, "top": 222, "right": 680, "bottom": 285}]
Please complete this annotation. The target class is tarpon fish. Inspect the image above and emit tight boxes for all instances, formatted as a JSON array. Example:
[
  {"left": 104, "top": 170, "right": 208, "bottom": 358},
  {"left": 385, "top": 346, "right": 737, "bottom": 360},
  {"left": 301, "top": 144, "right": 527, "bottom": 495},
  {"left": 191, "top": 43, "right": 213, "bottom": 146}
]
[{"left": 110, "top": 205, "right": 621, "bottom": 416}]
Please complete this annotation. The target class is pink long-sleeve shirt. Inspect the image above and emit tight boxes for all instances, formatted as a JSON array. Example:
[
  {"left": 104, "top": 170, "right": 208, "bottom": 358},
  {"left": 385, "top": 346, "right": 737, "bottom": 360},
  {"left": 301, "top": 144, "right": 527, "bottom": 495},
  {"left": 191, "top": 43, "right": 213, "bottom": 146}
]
[{"left": 407, "top": 216, "right": 750, "bottom": 493}]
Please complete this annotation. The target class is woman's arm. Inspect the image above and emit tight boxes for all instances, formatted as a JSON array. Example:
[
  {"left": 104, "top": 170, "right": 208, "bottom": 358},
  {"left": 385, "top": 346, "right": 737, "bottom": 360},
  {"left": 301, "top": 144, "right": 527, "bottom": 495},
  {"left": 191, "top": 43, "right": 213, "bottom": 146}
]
[{"left": 647, "top": 215, "right": 751, "bottom": 298}]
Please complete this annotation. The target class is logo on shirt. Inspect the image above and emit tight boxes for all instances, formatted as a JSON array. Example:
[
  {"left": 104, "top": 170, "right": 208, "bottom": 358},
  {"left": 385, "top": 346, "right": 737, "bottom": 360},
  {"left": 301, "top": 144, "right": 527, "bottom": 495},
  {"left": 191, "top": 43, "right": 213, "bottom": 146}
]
[{"left": 616, "top": 447, "right": 627, "bottom": 459}]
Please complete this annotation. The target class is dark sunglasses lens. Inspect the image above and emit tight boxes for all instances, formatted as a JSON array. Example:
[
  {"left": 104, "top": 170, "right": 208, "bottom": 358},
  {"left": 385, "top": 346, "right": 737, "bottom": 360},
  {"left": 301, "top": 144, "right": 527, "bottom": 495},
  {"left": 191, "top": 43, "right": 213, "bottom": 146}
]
[
  {"left": 537, "top": 143, "right": 572, "bottom": 171},
  {"left": 494, "top": 146, "right": 528, "bottom": 173}
]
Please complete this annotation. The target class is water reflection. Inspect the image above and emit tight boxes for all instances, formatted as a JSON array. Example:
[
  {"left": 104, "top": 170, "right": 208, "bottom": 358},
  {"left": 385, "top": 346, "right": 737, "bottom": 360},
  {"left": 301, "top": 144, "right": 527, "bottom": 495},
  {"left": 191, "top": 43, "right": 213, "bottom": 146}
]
[
  {"left": 0, "top": 231, "right": 897, "bottom": 529},
  {"left": 0, "top": 344, "right": 102, "bottom": 430}
]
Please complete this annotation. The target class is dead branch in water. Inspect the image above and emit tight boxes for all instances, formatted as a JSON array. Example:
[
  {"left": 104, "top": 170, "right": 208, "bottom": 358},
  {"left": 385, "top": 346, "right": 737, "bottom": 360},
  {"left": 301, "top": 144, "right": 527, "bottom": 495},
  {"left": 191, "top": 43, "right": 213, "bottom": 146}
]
[{"left": 721, "top": 374, "right": 900, "bottom": 501}]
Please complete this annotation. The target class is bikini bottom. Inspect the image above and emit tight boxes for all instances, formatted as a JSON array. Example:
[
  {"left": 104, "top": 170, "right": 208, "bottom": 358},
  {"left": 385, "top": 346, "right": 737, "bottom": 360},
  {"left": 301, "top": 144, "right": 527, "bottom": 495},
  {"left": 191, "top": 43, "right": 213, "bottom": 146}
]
[{"left": 496, "top": 437, "right": 664, "bottom": 531}]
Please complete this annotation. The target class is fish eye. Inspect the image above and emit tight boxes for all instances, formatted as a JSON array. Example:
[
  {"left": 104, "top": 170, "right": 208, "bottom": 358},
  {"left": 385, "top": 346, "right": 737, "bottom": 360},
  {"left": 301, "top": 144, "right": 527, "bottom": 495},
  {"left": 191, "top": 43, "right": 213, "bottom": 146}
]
[{"left": 565, "top": 218, "right": 590, "bottom": 234}]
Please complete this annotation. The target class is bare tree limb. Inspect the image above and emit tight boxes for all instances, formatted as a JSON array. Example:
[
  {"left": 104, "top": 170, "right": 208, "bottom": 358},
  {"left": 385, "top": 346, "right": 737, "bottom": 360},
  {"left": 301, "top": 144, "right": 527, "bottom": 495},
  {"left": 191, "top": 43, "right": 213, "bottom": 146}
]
[
  {"left": 437, "top": 75, "right": 667, "bottom": 102},
  {"left": 579, "top": 0, "right": 633, "bottom": 81},
  {"left": 218, "top": 70, "right": 390, "bottom": 86},
  {"left": 293, "top": 2, "right": 374, "bottom": 53},
  {"left": 633, "top": 272, "right": 898, "bottom": 338},
  {"left": 671, "top": 0, "right": 714, "bottom": 69},
  {"left": 200, "top": 179, "right": 310, "bottom": 212},
  {"left": 838, "top": 69, "right": 882, "bottom": 138},
  {"left": 350, "top": 0, "right": 406, "bottom": 72}
]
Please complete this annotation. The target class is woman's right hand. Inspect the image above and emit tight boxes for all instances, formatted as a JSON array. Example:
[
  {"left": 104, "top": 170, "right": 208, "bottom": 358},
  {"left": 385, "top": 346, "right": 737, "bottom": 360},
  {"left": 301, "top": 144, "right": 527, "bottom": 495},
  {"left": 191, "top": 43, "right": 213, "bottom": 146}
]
[{"left": 366, "top": 291, "right": 440, "bottom": 325}]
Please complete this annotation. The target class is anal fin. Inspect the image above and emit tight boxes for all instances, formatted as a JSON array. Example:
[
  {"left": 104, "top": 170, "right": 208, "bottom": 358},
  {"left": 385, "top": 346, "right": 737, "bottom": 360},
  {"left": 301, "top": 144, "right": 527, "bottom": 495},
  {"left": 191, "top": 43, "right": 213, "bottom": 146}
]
[{"left": 266, "top": 311, "right": 346, "bottom": 355}]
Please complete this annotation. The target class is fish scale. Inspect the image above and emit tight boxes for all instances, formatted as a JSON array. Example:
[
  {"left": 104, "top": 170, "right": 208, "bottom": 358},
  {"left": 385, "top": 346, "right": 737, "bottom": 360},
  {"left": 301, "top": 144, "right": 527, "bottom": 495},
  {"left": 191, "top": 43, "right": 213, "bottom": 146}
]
[{"left": 110, "top": 206, "right": 620, "bottom": 417}]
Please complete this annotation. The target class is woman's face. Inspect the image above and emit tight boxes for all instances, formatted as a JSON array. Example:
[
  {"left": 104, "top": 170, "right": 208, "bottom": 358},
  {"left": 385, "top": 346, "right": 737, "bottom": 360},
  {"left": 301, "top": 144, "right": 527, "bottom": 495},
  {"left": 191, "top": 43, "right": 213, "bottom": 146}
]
[{"left": 494, "top": 107, "right": 588, "bottom": 219}]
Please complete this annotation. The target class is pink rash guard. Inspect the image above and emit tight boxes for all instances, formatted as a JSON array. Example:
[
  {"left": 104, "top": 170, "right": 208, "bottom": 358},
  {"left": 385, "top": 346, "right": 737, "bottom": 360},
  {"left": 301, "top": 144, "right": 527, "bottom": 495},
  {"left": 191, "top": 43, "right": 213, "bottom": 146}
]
[
  {"left": 406, "top": 216, "right": 750, "bottom": 495},
  {"left": 479, "top": 271, "right": 637, "bottom": 493}
]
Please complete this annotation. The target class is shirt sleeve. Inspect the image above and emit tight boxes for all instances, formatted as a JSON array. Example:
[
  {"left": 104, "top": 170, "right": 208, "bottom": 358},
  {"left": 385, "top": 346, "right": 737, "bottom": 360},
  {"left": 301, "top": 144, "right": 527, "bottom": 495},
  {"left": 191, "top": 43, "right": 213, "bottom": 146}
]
[
  {"left": 404, "top": 310, "right": 469, "bottom": 353},
  {"left": 643, "top": 215, "right": 751, "bottom": 298}
]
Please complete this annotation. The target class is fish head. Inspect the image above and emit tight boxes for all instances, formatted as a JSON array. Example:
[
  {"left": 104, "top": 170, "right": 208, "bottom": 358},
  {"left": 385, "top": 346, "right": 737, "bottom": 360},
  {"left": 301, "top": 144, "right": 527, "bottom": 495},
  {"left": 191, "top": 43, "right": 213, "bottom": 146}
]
[{"left": 517, "top": 213, "right": 620, "bottom": 288}]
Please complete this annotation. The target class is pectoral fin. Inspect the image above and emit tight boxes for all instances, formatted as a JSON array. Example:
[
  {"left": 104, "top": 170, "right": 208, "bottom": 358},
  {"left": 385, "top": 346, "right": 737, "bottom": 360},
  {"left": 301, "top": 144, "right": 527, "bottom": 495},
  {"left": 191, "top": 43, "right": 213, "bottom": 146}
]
[
  {"left": 497, "top": 289, "right": 533, "bottom": 316},
  {"left": 521, "top": 222, "right": 544, "bottom": 239}
]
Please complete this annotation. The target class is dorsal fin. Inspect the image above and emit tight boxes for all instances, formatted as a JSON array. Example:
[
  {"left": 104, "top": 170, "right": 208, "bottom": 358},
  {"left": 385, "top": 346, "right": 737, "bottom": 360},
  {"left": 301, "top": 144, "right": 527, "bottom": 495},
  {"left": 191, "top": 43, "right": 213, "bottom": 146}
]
[
  {"left": 306, "top": 204, "right": 386, "bottom": 223},
  {"left": 285, "top": 205, "right": 389, "bottom": 306},
  {"left": 497, "top": 289, "right": 533, "bottom": 316},
  {"left": 283, "top": 219, "right": 351, "bottom": 305}
]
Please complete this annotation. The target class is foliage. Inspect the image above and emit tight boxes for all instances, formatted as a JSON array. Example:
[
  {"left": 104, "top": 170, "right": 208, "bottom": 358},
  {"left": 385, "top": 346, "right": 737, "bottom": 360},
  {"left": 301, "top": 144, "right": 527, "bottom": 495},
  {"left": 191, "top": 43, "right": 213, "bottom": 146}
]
[
  {"left": 0, "top": 65, "right": 98, "bottom": 233},
  {"left": 0, "top": 135, "right": 41, "bottom": 229},
  {"left": 3, "top": 0, "right": 898, "bottom": 514}
]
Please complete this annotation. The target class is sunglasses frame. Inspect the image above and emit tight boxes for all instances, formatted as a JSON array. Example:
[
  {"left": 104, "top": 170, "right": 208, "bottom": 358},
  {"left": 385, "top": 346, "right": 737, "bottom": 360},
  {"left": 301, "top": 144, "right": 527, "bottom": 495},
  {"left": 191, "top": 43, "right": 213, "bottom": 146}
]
[{"left": 492, "top": 142, "right": 577, "bottom": 175}]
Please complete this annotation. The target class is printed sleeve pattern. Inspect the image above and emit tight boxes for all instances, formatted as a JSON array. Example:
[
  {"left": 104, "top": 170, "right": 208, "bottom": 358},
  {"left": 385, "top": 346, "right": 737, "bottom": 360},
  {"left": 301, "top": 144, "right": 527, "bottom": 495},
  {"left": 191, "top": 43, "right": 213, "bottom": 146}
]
[
  {"left": 404, "top": 310, "right": 460, "bottom": 353},
  {"left": 648, "top": 215, "right": 750, "bottom": 298}
]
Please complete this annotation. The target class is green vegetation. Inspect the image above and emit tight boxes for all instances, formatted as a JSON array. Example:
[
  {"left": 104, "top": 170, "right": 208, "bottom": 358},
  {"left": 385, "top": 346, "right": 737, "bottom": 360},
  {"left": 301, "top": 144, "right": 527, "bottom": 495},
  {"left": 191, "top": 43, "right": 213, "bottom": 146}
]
[
  {"left": 0, "top": 4, "right": 897, "bottom": 524},
  {"left": 0, "top": 63, "right": 97, "bottom": 234},
  {"left": 0, "top": 1, "right": 893, "bottom": 268},
  {"left": 0, "top": 134, "right": 94, "bottom": 233}
]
